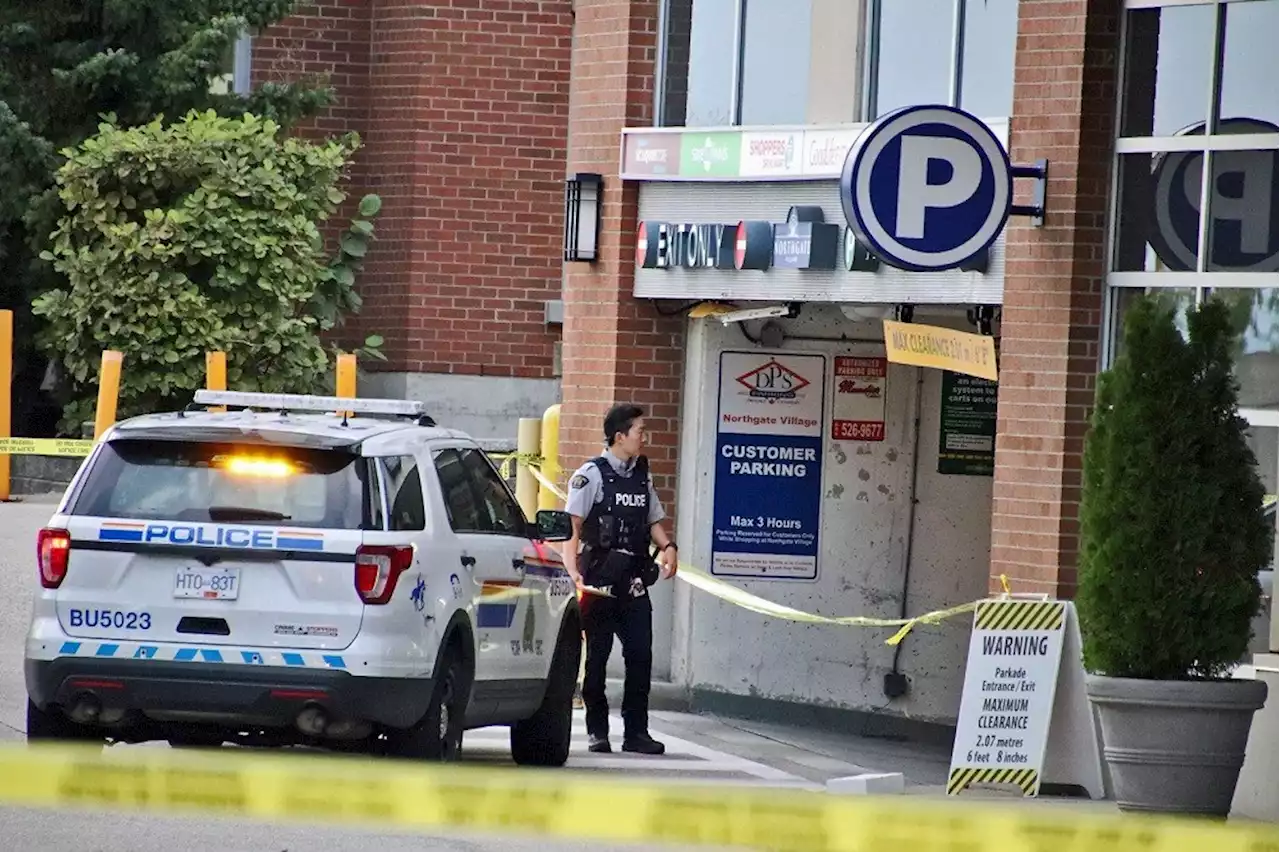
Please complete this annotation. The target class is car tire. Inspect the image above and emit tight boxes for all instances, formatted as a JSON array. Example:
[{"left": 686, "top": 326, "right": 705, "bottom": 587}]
[
  {"left": 510, "top": 618, "right": 581, "bottom": 767},
  {"left": 26, "top": 699, "right": 103, "bottom": 745},
  {"left": 386, "top": 643, "right": 468, "bottom": 761}
]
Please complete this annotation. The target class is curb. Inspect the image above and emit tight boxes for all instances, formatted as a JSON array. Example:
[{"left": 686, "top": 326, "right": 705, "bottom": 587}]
[{"left": 601, "top": 678, "right": 692, "bottom": 712}]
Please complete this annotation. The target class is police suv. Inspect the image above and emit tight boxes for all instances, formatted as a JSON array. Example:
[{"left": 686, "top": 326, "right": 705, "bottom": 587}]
[{"left": 23, "top": 390, "right": 582, "bottom": 764}]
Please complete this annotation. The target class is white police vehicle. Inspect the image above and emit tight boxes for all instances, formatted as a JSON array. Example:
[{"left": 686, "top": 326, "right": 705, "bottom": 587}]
[{"left": 23, "top": 390, "right": 582, "bottom": 764}]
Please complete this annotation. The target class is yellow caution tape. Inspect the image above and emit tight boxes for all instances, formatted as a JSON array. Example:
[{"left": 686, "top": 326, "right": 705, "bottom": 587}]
[
  {"left": 0, "top": 743, "right": 1271, "bottom": 851},
  {"left": 513, "top": 460, "right": 982, "bottom": 646},
  {"left": 0, "top": 437, "right": 95, "bottom": 457}
]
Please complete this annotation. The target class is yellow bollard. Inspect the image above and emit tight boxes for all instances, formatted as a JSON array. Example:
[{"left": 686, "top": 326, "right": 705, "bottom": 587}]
[
  {"left": 537, "top": 403, "right": 562, "bottom": 510},
  {"left": 335, "top": 352, "right": 356, "bottom": 417},
  {"left": 515, "top": 417, "right": 541, "bottom": 520},
  {"left": 93, "top": 351, "right": 124, "bottom": 440},
  {"left": 0, "top": 310, "right": 12, "bottom": 502},
  {"left": 206, "top": 351, "right": 227, "bottom": 412}
]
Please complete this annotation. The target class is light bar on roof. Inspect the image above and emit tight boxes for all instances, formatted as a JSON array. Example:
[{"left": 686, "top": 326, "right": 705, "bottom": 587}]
[{"left": 193, "top": 390, "right": 427, "bottom": 417}]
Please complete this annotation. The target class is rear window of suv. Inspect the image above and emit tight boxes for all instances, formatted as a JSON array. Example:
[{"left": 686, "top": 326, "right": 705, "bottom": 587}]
[{"left": 69, "top": 439, "right": 375, "bottom": 530}]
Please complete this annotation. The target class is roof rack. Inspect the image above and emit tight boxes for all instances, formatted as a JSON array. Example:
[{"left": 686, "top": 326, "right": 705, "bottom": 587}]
[{"left": 189, "top": 390, "right": 435, "bottom": 426}]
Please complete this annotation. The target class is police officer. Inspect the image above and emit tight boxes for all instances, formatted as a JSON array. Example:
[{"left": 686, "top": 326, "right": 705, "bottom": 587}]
[{"left": 562, "top": 403, "right": 678, "bottom": 755}]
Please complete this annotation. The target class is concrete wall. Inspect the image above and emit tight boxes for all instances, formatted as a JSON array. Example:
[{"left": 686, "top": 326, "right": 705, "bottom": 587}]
[
  {"left": 670, "top": 304, "right": 995, "bottom": 726},
  {"left": 362, "top": 372, "right": 560, "bottom": 447}
]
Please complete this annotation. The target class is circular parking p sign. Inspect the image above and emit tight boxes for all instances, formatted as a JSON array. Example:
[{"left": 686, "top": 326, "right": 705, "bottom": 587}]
[{"left": 840, "top": 105, "right": 1012, "bottom": 272}]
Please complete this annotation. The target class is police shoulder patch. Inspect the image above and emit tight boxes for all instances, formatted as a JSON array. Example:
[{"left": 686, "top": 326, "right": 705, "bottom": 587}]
[{"left": 569, "top": 474, "right": 590, "bottom": 490}]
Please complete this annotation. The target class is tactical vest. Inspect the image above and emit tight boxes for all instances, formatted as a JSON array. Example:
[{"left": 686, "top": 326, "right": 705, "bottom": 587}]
[{"left": 581, "top": 455, "right": 651, "bottom": 556}]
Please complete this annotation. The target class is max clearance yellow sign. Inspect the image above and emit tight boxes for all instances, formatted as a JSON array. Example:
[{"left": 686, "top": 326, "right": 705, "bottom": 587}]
[{"left": 882, "top": 320, "right": 998, "bottom": 381}]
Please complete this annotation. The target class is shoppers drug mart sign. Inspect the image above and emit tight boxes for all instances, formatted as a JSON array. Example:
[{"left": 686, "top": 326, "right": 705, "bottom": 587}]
[{"left": 620, "top": 121, "right": 1008, "bottom": 182}]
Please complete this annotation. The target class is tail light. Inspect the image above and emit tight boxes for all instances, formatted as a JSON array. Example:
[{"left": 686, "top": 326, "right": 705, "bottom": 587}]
[
  {"left": 355, "top": 545, "right": 413, "bottom": 605},
  {"left": 38, "top": 528, "right": 72, "bottom": 589}
]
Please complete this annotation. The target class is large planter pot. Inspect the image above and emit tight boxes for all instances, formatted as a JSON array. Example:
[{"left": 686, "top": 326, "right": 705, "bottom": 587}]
[{"left": 1085, "top": 674, "right": 1269, "bottom": 816}]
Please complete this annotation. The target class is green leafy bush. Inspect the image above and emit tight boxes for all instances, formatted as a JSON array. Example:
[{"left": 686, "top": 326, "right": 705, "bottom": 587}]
[
  {"left": 1077, "top": 293, "right": 1271, "bottom": 681},
  {"left": 33, "top": 110, "right": 380, "bottom": 433}
]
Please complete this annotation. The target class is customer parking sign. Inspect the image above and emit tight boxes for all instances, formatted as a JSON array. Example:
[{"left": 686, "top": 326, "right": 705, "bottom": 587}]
[{"left": 711, "top": 351, "right": 826, "bottom": 581}]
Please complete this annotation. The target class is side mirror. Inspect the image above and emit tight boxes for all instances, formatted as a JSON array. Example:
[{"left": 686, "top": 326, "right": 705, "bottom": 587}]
[{"left": 534, "top": 509, "right": 573, "bottom": 542}]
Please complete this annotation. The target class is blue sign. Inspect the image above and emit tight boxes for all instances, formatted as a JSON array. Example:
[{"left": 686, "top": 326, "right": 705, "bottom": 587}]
[
  {"left": 840, "top": 104, "right": 1012, "bottom": 272},
  {"left": 711, "top": 351, "right": 825, "bottom": 581},
  {"left": 1149, "top": 118, "right": 1278, "bottom": 273}
]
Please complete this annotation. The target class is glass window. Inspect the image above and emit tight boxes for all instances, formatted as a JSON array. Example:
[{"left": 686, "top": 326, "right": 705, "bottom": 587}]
[
  {"left": 872, "top": 0, "right": 954, "bottom": 117},
  {"left": 381, "top": 455, "right": 427, "bottom": 532},
  {"left": 684, "top": 0, "right": 737, "bottom": 126},
  {"left": 1119, "top": 4, "right": 1218, "bottom": 138},
  {"left": 1109, "top": 288, "right": 1197, "bottom": 360},
  {"left": 1209, "top": 288, "right": 1279, "bottom": 411},
  {"left": 660, "top": 0, "right": 694, "bottom": 126},
  {"left": 1219, "top": 0, "right": 1280, "bottom": 128},
  {"left": 1203, "top": 147, "right": 1279, "bottom": 273},
  {"left": 1112, "top": 152, "right": 1205, "bottom": 272},
  {"left": 70, "top": 440, "right": 374, "bottom": 530},
  {"left": 958, "top": 0, "right": 1018, "bottom": 120},
  {"left": 460, "top": 448, "right": 529, "bottom": 536},
  {"left": 433, "top": 449, "right": 488, "bottom": 534},
  {"left": 738, "top": 0, "right": 813, "bottom": 126}
]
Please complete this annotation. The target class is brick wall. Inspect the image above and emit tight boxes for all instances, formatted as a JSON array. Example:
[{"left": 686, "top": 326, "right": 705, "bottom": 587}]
[
  {"left": 560, "top": 0, "right": 686, "bottom": 525},
  {"left": 988, "top": 0, "right": 1121, "bottom": 597},
  {"left": 251, "top": 0, "right": 571, "bottom": 376},
  {"left": 251, "top": 0, "right": 373, "bottom": 350}
]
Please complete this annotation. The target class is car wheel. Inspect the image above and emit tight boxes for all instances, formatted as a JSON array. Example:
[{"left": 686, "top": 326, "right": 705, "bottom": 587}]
[
  {"left": 26, "top": 699, "right": 103, "bottom": 745},
  {"left": 510, "top": 618, "right": 581, "bottom": 767},
  {"left": 386, "top": 644, "right": 468, "bottom": 761}
]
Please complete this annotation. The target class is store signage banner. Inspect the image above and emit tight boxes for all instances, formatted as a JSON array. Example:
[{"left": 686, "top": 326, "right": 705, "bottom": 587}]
[
  {"left": 711, "top": 351, "right": 826, "bottom": 581},
  {"left": 831, "top": 356, "right": 887, "bottom": 442},
  {"left": 882, "top": 320, "right": 998, "bottom": 382},
  {"left": 618, "top": 119, "right": 1008, "bottom": 183}
]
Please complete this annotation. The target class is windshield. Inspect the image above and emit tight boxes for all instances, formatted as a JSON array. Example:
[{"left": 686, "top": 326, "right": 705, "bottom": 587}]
[{"left": 69, "top": 439, "right": 375, "bottom": 530}]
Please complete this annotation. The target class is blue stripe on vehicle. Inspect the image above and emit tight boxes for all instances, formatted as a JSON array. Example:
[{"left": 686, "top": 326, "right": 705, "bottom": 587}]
[
  {"left": 322, "top": 655, "right": 346, "bottom": 669},
  {"left": 134, "top": 646, "right": 157, "bottom": 659},
  {"left": 521, "top": 563, "right": 565, "bottom": 579},
  {"left": 282, "top": 653, "right": 305, "bottom": 667},
  {"left": 477, "top": 603, "right": 517, "bottom": 629},
  {"left": 276, "top": 537, "right": 324, "bottom": 550},
  {"left": 199, "top": 649, "right": 223, "bottom": 663},
  {"left": 98, "top": 529, "right": 144, "bottom": 542},
  {"left": 95, "top": 644, "right": 119, "bottom": 657},
  {"left": 242, "top": 651, "right": 264, "bottom": 665},
  {"left": 60, "top": 642, "right": 81, "bottom": 654},
  {"left": 174, "top": 648, "right": 198, "bottom": 662}
]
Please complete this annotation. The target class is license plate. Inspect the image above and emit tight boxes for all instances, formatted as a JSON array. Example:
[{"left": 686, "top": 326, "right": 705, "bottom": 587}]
[{"left": 173, "top": 566, "right": 241, "bottom": 600}]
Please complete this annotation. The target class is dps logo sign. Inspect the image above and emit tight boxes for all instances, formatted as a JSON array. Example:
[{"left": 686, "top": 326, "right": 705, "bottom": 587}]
[
  {"left": 840, "top": 104, "right": 1014, "bottom": 272},
  {"left": 735, "top": 359, "right": 811, "bottom": 402}
]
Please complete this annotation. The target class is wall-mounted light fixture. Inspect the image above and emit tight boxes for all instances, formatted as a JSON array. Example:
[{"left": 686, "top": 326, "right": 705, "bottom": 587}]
[{"left": 563, "top": 172, "right": 603, "bottom": 263}]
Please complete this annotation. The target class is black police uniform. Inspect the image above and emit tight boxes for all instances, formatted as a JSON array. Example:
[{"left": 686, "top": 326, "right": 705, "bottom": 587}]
[{"left": 579, "top": 455, "right": 663, "bottom": 753}]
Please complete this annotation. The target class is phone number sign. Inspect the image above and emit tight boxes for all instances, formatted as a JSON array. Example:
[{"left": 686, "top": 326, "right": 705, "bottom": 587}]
[{"left": 831, "top": 356, "right": 887, "bottom": 442}]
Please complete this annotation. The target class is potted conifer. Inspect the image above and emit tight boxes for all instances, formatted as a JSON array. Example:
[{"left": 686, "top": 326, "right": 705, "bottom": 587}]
[{"left": 1077, "top": 293, "right": 1271, "bottom": 817}]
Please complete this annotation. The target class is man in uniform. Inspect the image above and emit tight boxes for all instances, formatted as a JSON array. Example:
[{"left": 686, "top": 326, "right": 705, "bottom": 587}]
[{"left": 562, "top": 403, "right": 678, "bottom": 755}]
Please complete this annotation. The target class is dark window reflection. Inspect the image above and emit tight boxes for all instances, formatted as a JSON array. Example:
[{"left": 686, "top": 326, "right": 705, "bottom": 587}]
[
  {"left": 1119, "top": 4, "right": 1216, "bottom": 138},
  {"left": 1113, "top": 153, "right": 1205, "bottom": 272}
]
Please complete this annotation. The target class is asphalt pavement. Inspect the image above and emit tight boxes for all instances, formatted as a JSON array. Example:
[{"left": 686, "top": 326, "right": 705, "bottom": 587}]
[{"left": 0, "top": 495, "right": 753, "bottom": 851}]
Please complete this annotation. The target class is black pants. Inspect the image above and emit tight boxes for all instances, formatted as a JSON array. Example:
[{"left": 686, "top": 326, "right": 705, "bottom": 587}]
[{"left": 581, "top": 590, "right": 653, "bottom": 739}]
